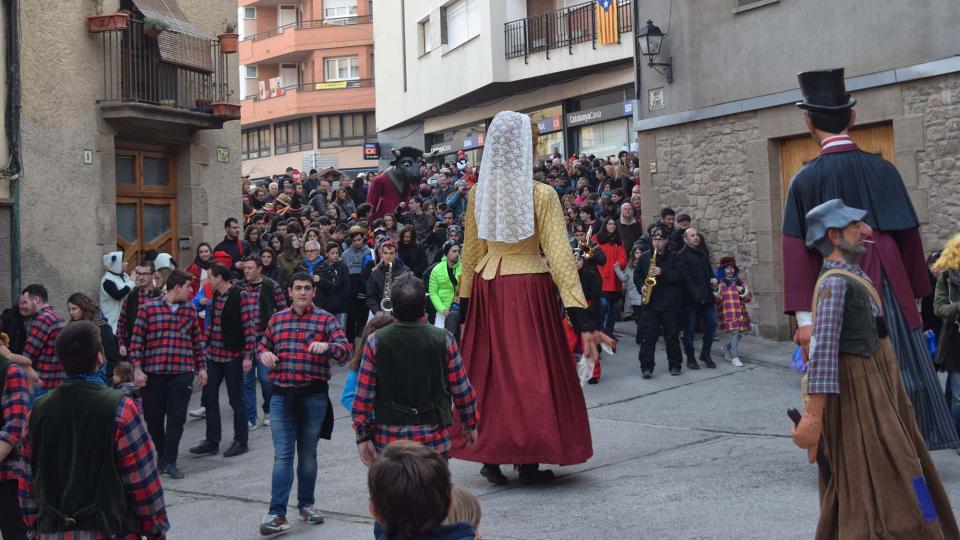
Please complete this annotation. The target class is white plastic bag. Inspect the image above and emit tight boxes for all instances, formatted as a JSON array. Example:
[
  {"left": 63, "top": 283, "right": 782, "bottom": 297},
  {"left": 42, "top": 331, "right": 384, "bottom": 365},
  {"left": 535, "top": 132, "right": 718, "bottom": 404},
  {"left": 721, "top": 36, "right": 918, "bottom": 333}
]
[{"left": 576, "top": 354, "right": 595, "bottom": 387}]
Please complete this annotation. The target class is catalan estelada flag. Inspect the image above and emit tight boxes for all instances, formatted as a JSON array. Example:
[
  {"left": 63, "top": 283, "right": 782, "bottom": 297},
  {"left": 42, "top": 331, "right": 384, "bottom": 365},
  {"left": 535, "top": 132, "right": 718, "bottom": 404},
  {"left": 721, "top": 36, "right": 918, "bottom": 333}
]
[{"left": 595, "top": 0, "right": 619, "bottom": 45}]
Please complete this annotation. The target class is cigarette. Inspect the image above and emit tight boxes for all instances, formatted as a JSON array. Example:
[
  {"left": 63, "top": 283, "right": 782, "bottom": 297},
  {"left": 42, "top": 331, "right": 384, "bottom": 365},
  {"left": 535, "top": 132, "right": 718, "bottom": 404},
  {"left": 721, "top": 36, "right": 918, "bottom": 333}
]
[{"left": 863, "top": 240, "right": 875, "bottom": 244}]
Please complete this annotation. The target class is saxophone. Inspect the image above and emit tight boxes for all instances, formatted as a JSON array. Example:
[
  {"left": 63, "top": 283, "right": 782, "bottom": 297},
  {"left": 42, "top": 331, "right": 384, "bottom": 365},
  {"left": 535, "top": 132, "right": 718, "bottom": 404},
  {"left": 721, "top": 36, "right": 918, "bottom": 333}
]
[
  {"left": 641, "top": 247, "right": 658, "bottom": 305},
  {"left": 380, "top": 262, "right": 394, "bottom": 314}
]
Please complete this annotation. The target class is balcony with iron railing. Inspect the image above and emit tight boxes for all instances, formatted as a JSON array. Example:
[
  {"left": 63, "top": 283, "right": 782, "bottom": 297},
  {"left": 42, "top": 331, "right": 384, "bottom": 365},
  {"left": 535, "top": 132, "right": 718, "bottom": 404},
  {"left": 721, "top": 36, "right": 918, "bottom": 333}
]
[
  {"left": 97, "top": 19, "right": 239, "bottom": 134},
  {"left": 504, "top": 0, "right": 633, "bottom": 62},
  {"left": 241, "top": 78, "right": 375, "bottom": 125},
  {"left": 239, "top": 16, "right": 373, "bottom": 65}
]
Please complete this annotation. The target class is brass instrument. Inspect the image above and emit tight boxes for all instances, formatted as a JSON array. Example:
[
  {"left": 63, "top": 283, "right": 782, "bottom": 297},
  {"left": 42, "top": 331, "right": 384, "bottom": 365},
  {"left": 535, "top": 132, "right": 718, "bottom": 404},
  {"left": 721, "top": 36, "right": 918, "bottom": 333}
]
[
  {"left": 641, "top": 247, "right": 658, "bottom": 305},
  {"left": 578, "top": 225, "right": 594, "bottom": 260},
  {"left": 380, "top": 262, "right": 394, "bottom": 314}
]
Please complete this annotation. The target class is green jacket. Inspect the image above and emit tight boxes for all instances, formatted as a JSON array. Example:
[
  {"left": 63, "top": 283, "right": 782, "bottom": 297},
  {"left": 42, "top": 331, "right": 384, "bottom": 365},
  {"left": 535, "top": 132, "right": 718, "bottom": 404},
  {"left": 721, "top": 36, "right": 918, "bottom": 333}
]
[
  {"left": 428, "top": 260, "right": 462, "bottom": 313},
  {"left": 934, "top": 270, "right": 960, "bottom": 371}
]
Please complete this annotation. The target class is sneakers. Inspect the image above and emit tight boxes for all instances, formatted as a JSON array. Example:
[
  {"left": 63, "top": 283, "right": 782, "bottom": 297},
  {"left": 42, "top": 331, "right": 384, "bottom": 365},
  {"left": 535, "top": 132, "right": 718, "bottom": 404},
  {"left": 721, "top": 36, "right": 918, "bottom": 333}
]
[
  {"left": 188, "top": 406, "right": 206, "bottom": 419},
  {"left": 249, "top": 420, "right": 260, "bottom": 431},
  {"left": 298, "top": 506, "right": 325, "bottom": 525},
  {"left": 731, "top": 357, "right": 743, "bottom": 367},
  {"left": 263, "top": 414, "right": 271, "bottom": 427},
  {"left": 259, "top": 514, "right": 291, "bottom": 536},
  {"left": 641, "top": 369, "right": 653, "bottom": 379},
  {"left": 162, "top": 463, "right": 185, "bottom": 479},
  {"left": 223, "top": 442, "right": 249, "bottom": 458},
  {"left": 188, "top": 440, "right": 219, "bottom": 456}
]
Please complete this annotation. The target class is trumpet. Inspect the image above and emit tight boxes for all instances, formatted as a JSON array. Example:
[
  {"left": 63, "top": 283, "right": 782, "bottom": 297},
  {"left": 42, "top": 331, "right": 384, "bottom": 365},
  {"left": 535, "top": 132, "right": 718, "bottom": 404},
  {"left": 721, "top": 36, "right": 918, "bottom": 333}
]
[{"left": 578, "top": 225, "right": 594, "bottom": 260}]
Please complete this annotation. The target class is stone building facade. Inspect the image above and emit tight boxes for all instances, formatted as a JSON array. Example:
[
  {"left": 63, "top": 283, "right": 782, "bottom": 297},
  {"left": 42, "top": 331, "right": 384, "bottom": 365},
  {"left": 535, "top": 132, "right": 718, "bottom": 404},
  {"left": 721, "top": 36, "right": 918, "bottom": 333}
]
[
  {"left": 634, "top": 0, "right": 960, "bottom": 339},
  {"left": 0, "top": 0, "right": 241, "bottom": 311}
]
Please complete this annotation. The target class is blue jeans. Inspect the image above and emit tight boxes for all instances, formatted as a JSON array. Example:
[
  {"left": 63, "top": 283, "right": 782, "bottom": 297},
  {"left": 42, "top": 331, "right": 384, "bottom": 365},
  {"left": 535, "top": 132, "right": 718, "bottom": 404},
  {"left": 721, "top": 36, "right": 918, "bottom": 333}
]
[
  {"left": 598, "top": 293, "right": 620, "bottom": 337},
  {"left": 948, "top": 372, "right": 960, "bottom": 432},
  {"left": 682, "top": 302, "right": 718, "bottom": 360},
  {"left": 268, "top": 391, "right": 328, "bottom": 516},
  {"left": 244, "top": 360, "right": 272, "bottom": 424}
]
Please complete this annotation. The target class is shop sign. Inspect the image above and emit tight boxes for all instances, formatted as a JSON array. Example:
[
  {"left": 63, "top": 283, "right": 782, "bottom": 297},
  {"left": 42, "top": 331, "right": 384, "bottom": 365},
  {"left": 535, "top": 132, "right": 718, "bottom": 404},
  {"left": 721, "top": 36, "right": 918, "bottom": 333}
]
[
  {"left": 430, "top": 142, "right": 454, "bottom": 154},
  {"left": 363, "top": 142, "right": 381, "bottom": 160},
  {"left": 566, "top": 101, "right": 633, "bottom": 127},
  {"left": 537, "top": 115, "right": 563, "bottom": 134},
  {"left": 462, "top": 133, "right": 485, "bottom": 150}
]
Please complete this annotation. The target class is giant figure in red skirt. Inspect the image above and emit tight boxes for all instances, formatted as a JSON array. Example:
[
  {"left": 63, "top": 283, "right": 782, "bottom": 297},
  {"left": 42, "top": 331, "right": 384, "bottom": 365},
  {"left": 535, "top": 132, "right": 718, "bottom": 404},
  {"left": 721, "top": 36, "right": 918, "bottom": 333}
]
[{"left": 450, "top": 111, "right": 613, "bottom": 484}]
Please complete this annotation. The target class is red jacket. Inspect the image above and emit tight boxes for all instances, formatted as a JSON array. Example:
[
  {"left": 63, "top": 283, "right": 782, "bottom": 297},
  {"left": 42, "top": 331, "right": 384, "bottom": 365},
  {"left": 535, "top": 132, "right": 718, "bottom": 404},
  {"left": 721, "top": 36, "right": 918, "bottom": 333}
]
[{"left": 592, "top": 235, "right": 627, "bottom": 293}]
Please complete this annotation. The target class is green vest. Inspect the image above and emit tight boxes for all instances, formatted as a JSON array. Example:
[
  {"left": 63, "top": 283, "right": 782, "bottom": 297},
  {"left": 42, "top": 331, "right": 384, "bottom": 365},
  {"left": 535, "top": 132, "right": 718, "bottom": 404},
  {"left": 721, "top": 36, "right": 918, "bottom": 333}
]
[
  {"left": 828, "top": 273, "right": 881, "bottom": 358},
  {"left": 373, "top": 323, "right": 453, "bottom": 426},
  {"left": 255, "top": 277, "right": 278, "bottom": 331},
  {"left": 29, "top": 381, "right": 137, "bottom": 534}
]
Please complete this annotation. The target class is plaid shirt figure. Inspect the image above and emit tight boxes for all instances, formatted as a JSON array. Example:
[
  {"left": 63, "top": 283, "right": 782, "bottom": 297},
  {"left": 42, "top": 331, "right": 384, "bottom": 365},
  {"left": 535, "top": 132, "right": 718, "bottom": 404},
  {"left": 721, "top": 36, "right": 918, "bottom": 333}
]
[
  {"left": 807, "top": 259, "right": 882, "bottom": 395},
  {"left": 351, "top": 329, "right": 478, "bottom": 454},
  {"left": 129, "top": 297, "right": 207, "bottom": 374},
  {"left": 0, "top": 362, "right": 29, "bottom": 483},
  {"left": 258, "top": 306, "right": 351, "bottom": 387},
  {"left": 19, "top": 395, "right": 171, "bottom": 539},
  {"left": 23, "top": 306, "right": 66, "bottom": 390},
  {"left": 207, "top": 291, "right": 241, "bottom": 363},
  {"left": 241, "top": 280, "right": 286, "bottom": 363}
]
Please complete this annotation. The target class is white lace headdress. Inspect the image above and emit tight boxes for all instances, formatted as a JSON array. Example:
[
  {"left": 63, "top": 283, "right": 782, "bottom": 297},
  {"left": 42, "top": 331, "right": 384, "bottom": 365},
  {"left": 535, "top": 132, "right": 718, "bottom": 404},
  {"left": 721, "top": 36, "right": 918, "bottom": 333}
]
[{"left": 474, "top": 111, "right": 534, "bottom": 243}]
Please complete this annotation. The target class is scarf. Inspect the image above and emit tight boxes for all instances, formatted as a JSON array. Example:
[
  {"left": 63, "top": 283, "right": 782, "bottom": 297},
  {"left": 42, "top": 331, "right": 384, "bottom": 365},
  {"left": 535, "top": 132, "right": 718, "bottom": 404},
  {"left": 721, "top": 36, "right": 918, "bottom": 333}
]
[
  {"left": 474, "top": 111, "right": 534, "bottom": 243},
  {"left": 194, "top": 256, "right": 213, "bottom": 270}
]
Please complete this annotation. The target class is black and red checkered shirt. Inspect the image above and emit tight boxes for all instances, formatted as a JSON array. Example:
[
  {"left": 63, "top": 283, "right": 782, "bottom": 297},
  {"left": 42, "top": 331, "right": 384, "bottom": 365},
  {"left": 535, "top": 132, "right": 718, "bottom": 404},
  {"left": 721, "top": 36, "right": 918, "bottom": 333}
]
[
  {"left": 241, "top": 280, "right": 286, "bottom": 363},
  {"left": 129, "top": 297, "right": 207, "bottom": 374},
  {"left": 0, "top": 362, "right": 29, "bottom": 482},
  {"left": 116, "top": 288, "right": 160, "bottom": 350},
  {"left": 258, "top": 305, "right": 350, "bottom": 387},
  {"left": 23, "top": 305, "right": 66, "bottom": 390},
  {"left": 207, "top": 290, "right": 241, "bottom": 363}
]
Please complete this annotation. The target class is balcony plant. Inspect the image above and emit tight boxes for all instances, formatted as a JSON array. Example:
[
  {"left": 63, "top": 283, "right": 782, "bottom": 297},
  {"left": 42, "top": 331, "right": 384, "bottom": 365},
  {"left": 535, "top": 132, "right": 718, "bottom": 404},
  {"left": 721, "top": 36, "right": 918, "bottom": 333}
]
[
  {"left": 218, "top": 20, "right": 239, "bottom": 54},
  {"left": 86, "top": 0, "right": 130, "bottom": 33},
  {"left": 211, "top": 88, "right": 240, "bottom": 119},
  {"left": 143, "top": 17, "right": 170, "bottom": 38}
]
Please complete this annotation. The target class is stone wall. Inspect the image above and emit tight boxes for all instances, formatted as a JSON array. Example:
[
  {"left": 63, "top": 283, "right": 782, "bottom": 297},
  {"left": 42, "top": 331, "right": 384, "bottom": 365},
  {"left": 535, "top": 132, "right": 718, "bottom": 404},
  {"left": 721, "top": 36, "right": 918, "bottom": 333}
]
[{"left": 903, "top": 72, "right": 960, "bottom": 251}]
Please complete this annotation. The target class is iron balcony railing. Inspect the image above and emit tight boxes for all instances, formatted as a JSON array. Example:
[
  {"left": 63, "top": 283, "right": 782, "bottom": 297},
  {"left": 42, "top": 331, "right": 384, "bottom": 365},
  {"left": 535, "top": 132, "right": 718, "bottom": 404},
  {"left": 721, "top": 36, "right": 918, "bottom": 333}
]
[
  {"left": 99, "top": 19, "right": 232, "bottom": 113},
  {"left": 242, "top": 78, "right": 374, "bottom": 102},
  {"left": 504, "top": 0, "right": 633, "bottom": 61},
  {"left": 242, "top": 15, "right": 373, "bottom": 42}
]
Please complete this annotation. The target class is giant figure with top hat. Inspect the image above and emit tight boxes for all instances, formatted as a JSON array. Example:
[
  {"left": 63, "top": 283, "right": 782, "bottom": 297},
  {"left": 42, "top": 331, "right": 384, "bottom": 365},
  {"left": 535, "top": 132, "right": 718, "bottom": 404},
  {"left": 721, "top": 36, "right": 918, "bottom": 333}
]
[{"left": 782, "top": 68, "right": 959, "bottom": 451}]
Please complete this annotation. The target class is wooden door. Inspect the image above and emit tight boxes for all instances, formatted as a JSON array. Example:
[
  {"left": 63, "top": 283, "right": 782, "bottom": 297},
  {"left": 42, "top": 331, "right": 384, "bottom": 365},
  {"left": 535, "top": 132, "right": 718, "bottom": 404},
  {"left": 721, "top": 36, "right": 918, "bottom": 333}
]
[
  {"left": 115, "top": 148, "right": 177, "bottom": 265},
  {"left": 779, "top": 123, "right": 895, "bottom": 199}
]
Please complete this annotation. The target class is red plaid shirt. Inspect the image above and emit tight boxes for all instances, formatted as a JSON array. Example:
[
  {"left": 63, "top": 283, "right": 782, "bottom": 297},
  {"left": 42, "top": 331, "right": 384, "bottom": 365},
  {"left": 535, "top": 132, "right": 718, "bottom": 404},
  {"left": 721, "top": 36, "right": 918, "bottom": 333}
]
[
  {"left": 241, "top": 280, "right": 287, "bottom": 363},
  {"left": 258, "top": 305, "right": 351, "bottom": 387},
  {"left": 19, "top": 393, "right": 170, "bottom": 539},
  {"left": 352, "top": 326, "right": 478, "bottom": 453},
  {"left": 207, "top": 288, "right": 241, "bottom": 363},
  {"left": 116, "top": 288, "right": 160, "bottom": 350},
  {"left": 129, "top": 298, "right": 207, "bottom": 374},
  {"left": 23, "top": 306, "right": 66, "bottom": 390},
  {"left": 0, "top": 363, "right": 29, "bottom": 482}
]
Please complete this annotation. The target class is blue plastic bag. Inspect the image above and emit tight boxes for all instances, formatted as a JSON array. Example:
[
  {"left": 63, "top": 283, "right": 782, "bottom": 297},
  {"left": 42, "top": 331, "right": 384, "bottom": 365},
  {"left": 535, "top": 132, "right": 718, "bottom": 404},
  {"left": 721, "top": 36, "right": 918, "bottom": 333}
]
[
  {"left": 791, "top": 345, "right": 807, "bottom": 374},
  {"left": 924, "top": 330, "right": 937, "bottom": 359}
]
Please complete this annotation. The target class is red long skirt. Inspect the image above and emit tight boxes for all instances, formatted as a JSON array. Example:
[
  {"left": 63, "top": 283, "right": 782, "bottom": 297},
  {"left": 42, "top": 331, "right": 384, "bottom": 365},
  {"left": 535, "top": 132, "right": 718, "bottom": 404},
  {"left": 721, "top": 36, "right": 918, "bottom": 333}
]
[{"left": 449, "top": 271, "right": 593, "bottom": 466}]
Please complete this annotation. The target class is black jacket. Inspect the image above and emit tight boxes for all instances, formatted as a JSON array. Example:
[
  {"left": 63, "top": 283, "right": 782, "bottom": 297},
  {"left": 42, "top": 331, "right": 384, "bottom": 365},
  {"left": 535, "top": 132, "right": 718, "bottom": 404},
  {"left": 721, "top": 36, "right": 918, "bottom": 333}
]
[
  {"left": 366, "top": 260, "right": 412, "bottom": 314},
  {"left": 675, "top": 245, "right": 715, "bottom": 305},
  {"left": 634, "top": 249, "right": 683, "bottom": 311},
  {"left": 98, "top": 322, "right": 122, "bottom": 378},
  {"left": 669, "top": 227, "right": 710, "bottom": 258},
  {"left": 316, "top": 260, "right": 350, "bottom": 314},
  {"left": 0, "top": 306, "right": 27, "bottom": 354}
]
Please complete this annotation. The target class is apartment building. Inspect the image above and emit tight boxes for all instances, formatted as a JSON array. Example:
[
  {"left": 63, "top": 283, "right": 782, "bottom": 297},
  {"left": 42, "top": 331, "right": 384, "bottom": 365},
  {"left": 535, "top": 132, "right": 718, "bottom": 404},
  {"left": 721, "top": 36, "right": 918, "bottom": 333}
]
[
  {"left": 0, "top": 0, "right": 241, "bottom": 308},
  {"left": 374, "top": 0, "right": 638, "bottom": 167},
  {"left": 629, "top": 0, "right": 960, "bottom": 338},
  {"left": 239, "top": 0, "right": 377, "bottom": 179}
]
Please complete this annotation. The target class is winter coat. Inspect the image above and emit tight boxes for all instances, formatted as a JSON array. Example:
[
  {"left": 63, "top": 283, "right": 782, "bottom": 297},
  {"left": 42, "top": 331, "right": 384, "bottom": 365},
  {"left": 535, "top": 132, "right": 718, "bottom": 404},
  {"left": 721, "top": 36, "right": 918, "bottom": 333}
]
[
  {"left": 374, "top": 522, "right": 475, "bottom": 540},
  {"left": 615, "top": 265, "right": 643, "bottom": 307},
  {"left": 398, "top": 243, "right": 429, "bottom": 278},
  {"left": 366, "top": 260, "right": 412, "bottom": 314},
  {"left": 316, "top": 260, "right": 350, "bottom": 314},
  {"left": 634, "top": 249, "right": 683, "bottom": 311},
  {"left": 428, "top": 260, "right": 462, "bottom": 313},
  {"left": 934, "top": 270, "right": 960, "bottom": 372},
  {"left": 592, "top": 235, "right": 627, "bottom": 293},
  {"left": 675, "top": 245, "right": 715, "bottom": 305},
  {"left": 100, "top": 251, "right": 134, "bottom": 332},
  {"left": 714, "top": 270, "right": 751, "bottom": 333}
]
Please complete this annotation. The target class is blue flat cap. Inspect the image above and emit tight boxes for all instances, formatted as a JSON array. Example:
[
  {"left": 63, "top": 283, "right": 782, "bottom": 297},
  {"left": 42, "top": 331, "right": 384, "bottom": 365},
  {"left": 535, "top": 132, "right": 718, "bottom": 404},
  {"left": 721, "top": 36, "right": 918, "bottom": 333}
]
[{"left": 805, "top": 199, "right": 868, "bottom": 256}]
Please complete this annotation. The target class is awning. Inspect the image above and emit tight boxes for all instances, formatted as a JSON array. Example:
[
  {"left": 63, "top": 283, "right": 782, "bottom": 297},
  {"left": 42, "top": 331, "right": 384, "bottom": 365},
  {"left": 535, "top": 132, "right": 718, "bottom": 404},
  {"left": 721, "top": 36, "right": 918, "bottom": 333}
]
[{"left": 131, "top": 0, "right": 214, "bottom": 72}]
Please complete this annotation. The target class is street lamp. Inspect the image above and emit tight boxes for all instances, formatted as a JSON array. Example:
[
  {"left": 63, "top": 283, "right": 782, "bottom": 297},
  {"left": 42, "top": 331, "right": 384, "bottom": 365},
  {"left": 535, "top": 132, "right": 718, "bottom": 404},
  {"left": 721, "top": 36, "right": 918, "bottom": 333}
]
[{"left": 637, "top": 19, "right": 673, "bottom": 83}]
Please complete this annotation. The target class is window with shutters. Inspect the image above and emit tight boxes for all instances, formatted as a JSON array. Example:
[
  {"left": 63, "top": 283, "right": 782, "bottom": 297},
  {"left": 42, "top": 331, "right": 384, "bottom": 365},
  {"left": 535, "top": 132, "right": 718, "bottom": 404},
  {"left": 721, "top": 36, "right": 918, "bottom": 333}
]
[
  {"left": 242, "top": 126, "right": 271, "bottom": 160},
  {"left": 244, "top": 65, "right": 258, "bottom": 79},
  {"left": 443, "top": 0, "right": 480, "bottom": 49},
  {"left": 324, "top": 0, "right": 358, "bottom": 19},
  {"left": 318, "top": 112, "right": 376, "bottom": 148},
  {"left": 324, "top": 56, "right": 360, "bottom": 81},
  {"left": 419, "top": 17, "right": 432, "bottom": 55},
  {"left": 275, "top": 118, "right": 314, "bottom": 155}
]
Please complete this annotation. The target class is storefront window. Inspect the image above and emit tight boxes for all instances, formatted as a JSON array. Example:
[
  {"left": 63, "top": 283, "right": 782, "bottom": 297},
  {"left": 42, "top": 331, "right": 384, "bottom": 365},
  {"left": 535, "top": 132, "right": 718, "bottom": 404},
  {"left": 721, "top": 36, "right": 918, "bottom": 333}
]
[
  {"left": 579, "top": 119, "right": 630, "bottom": 160},
  {"left": 536, "top": 131, "right": 564, "bottom": 162}
]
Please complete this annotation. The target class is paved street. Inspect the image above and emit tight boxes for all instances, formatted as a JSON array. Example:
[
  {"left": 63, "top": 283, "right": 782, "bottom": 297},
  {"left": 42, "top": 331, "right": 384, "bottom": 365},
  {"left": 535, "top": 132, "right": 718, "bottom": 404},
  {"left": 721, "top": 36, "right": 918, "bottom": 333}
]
[{"left": 163, "top": 325, "right": 960, "bottom": 539}]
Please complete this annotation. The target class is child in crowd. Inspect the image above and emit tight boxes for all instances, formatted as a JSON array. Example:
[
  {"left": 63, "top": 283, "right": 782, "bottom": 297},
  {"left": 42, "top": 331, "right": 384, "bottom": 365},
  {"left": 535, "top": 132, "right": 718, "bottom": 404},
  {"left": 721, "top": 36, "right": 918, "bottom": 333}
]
[
  {"left": 112, "top": 361, "right": 142, "bottom": 409},
  {"left": 574, "top": 250, "right": 603, "bottom": 384},
  {"left": 616, "top": 240, "right": 646, "bottom": 330},
  {"left": 443, "top": 486, "right": 481, "bottom": 538},
  {"left": 713, "top": 256, "right": 751, "bottom": 367},
  {"left": 369, "top": 440, "right": 476, "bottom": 540},
  {"left": 340, "top": 314, "right": 394, "bottom": 412}
]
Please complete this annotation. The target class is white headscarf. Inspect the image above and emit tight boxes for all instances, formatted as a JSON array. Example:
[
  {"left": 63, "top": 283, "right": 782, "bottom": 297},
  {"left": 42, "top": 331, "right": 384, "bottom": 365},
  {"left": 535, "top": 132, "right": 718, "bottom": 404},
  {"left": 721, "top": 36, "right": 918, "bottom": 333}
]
[{"left": 474, "top": 111, "right": 535, "bottom": 243}]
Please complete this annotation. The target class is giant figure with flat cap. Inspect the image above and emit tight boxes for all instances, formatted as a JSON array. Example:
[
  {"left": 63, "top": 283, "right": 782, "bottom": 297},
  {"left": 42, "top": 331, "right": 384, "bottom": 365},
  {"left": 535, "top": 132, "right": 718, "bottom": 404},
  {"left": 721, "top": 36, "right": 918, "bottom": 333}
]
[
  {"left": 781, "top": 68, "right": 959, "bottom": 450},
  {"left": 792, "top": 198, "right": 958, "bottom": 539}
]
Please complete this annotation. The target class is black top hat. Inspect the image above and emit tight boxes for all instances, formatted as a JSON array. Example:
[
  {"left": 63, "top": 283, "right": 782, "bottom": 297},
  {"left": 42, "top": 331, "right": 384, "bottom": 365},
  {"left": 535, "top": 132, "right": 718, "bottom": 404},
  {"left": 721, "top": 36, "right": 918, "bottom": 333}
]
[{"left": 795, "top": 68, "right": 856, "bottom": 112}]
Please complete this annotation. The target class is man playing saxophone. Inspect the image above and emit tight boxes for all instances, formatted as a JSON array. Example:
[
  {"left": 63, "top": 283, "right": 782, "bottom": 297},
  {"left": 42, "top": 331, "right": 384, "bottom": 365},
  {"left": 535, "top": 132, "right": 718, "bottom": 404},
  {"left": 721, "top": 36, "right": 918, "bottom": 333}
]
[
  {"left": 633, "top": 227, "right": 685, "bottom": 378},
  {"left": 366, "top": 240, "right": 412, "bottom": 317}
]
